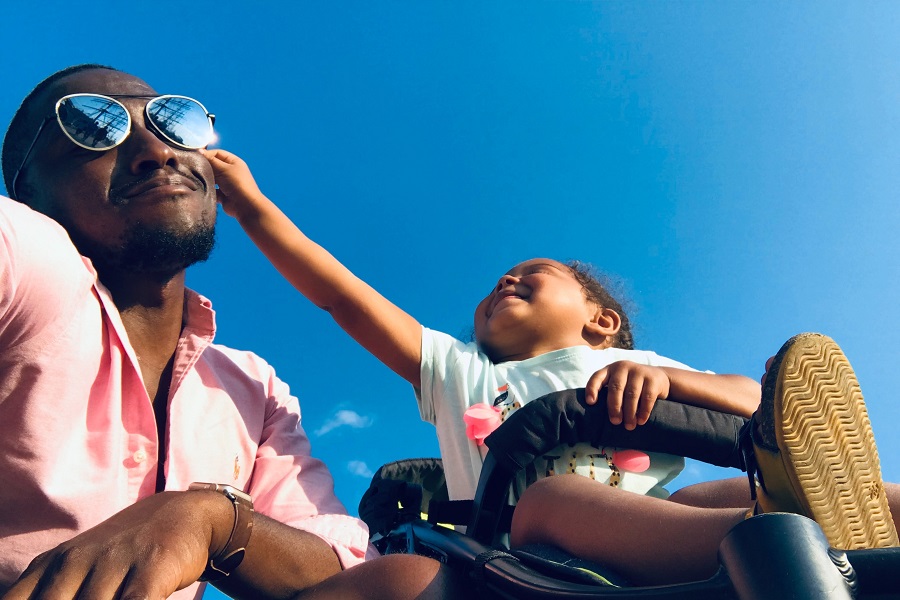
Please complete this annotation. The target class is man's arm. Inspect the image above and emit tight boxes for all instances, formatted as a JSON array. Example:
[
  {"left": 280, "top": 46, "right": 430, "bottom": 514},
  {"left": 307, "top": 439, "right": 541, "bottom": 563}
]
[
  {"left": 203, "top": 149, "right": 424, "bottom": 386},
  {"left": 0, "top": 490, "right": 346, "bottom": 600},
  {"left": 214, "top": 504, "right": 345, "bottom": 599}
]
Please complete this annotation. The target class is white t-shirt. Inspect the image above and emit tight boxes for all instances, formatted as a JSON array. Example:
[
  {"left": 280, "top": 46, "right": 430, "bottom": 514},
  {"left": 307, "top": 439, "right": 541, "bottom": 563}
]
[{"left": 416, "top": 327, "right": 698, "bottom": 501}]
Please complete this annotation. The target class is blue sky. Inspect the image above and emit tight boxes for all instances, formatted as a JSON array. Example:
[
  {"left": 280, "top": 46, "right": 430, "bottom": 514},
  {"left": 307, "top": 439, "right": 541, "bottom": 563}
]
[{"left": 4, "top": 3, "right": 900, "bottom": 596}]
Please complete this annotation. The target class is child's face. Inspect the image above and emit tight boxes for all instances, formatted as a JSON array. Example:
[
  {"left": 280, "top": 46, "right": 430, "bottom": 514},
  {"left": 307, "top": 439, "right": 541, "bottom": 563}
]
[{"left": 474, "top": 258, "right": 598, "bottom": 362}]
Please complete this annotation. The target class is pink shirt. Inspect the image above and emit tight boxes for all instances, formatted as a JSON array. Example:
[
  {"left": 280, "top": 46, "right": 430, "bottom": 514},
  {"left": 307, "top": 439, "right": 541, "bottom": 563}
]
[{"left": 0, "top": 198, "right": 374, "bottom": 598}]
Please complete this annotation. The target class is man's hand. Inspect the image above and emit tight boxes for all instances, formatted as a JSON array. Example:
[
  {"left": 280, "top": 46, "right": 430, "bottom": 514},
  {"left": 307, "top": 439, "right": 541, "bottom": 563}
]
[
  {"left": 585, "top": 361, "right": 671, "bottom": 430},
  {"left": 2, "top": 490, "right": 231, "bottom": 600}
]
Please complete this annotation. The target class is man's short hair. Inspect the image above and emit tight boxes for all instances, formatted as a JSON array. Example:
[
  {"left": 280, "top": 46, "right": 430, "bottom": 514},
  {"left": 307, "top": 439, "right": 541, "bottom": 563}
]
[{"left": 2, "top": 64, "right": 118, "bottom": 201}]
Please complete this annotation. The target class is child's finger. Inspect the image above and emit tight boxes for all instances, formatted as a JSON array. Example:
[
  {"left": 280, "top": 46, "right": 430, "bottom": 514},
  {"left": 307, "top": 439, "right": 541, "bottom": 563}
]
[
  {"left": 604, "top": 370, "right": 628, "bottom": 426},
  {"left": 584, "top": 368, "right": 608, "bottom": 405},
  {"left": 201, "top": 147, "right": 233, "bottom": 161},
  {"left": 199, "top": 148, "right": 225, "bottom": 164},
  {"left": 619, "top": 376, "right": 642, "bottom": 430},
  {"left": 636, "top": 386, "right": 658, "bottom": 426},
  {"left": 200, "top": 149, "right": 246, "bottom": 173}
]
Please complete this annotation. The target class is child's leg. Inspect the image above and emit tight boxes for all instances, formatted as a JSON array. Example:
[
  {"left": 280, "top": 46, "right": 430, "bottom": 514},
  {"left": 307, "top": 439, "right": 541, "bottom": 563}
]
[
  {"left": 668, "top": 477, "right": 752, "bottom": 508},
  {"left": 671, "top": 477, "right": 900, "bottom": 530},
  {"left": 291, "top": 554, "right": 470, "bottom": 600},
  {"left": 510, "top": 475, "right": 745, "bottom": 586}
]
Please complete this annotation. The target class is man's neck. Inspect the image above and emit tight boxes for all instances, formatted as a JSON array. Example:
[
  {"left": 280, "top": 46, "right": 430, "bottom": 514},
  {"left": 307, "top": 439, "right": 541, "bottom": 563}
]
[{"left": 103, "top": 269, "right": 188, "bottom": 402}]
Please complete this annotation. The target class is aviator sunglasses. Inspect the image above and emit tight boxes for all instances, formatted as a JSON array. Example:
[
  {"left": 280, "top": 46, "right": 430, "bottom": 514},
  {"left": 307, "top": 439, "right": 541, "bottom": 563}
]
[{"left": 11, "top": 93, "right": 216, "bottom": 200}]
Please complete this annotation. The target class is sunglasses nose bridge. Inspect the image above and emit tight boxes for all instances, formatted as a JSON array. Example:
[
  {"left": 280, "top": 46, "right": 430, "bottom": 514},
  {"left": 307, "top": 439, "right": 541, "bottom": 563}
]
[
  {"left": 126, "top": 120, "right": 179, "bottom": 161},
  {"left": 110, "top": 111, "right": 182, "bottom": 174}
]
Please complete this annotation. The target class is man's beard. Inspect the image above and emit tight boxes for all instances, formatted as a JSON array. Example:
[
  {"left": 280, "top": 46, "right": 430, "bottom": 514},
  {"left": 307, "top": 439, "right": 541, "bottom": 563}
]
[{"left": 71, "top": 221, "right": 216, "bottom": 278}]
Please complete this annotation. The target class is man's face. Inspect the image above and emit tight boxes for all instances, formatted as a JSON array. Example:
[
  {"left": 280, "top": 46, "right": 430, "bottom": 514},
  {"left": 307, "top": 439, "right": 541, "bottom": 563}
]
[{"left": 20, "top": 68, "right": 217, "bottom": 276}]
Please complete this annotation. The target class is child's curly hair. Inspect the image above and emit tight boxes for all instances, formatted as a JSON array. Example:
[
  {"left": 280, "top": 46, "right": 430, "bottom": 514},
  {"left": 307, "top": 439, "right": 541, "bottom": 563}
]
[{"left": 566, "top": 260, "right": 634, "bottom": 350}]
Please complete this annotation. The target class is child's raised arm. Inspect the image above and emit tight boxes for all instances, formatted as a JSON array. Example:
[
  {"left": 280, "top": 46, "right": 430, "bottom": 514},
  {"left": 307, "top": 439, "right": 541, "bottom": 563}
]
[{"left": 203, "top": 149, "right": 423, "bottom": 386}]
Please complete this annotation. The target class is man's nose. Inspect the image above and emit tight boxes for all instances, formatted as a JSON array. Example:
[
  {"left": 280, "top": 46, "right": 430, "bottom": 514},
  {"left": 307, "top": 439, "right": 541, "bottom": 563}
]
[{"left": 121, "top": 119, "right": 179, "bottom": 174}]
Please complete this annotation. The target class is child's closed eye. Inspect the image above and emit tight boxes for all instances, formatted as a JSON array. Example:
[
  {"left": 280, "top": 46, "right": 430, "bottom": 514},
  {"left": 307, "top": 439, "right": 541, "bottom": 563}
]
[{"left": 519, "top": 266, "right": 555, "bottom": 277}]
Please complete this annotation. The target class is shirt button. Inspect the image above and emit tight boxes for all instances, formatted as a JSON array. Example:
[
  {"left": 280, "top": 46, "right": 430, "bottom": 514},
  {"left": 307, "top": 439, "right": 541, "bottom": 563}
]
[{"left": 133, "top": 449, "right": 148, "bottom": 463}]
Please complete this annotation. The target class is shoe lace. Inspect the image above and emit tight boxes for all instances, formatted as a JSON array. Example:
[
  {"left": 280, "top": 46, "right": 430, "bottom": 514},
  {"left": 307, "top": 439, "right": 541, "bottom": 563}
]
[{"left": 738, "top": 419, "right": 763, "bottom": 501}]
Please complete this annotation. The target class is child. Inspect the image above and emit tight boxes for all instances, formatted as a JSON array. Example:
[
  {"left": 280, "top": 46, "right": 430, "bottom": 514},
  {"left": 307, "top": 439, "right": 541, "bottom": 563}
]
[
  {"left": 205, "top": 151, "right": 899, "bottom": 591},
  {"left": 511, "top": 333, "right": 900, "bottom": 585},
  {"left": 203, "top": 148, "right": 760, "bottom": 504}
]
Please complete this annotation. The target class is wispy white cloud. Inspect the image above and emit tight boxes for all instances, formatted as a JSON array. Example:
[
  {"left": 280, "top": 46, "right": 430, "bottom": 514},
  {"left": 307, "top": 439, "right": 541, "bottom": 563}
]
[
  {"left": 347, "top": 460, "right": 374, "bottom": 478},
  {"left": 314, "top": 409, "right": 373, "bottom": 436}
]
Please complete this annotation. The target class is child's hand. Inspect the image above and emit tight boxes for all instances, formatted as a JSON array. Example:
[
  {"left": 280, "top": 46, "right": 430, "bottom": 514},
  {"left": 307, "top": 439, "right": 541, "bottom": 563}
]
[
  {"left": 585, "top": 361, "right": 670, "bottom": 430},
  {"left": 200, "top": 149, "right": 265, "bottom": 220}
]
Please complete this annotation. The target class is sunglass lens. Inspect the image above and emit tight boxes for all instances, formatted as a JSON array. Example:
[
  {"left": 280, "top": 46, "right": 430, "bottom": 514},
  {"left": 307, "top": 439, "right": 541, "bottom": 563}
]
[
  {"left": 146, "top": 96, "right": 214, "bottom": 149},
  {"left": 57, "top": 95, "right": 130, "bottom": 150}
]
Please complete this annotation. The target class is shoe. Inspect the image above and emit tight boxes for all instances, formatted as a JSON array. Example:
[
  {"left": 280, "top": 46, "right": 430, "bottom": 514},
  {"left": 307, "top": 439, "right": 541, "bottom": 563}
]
[{"left": 745, "top": 333, "right": 898, "bottom": 549}]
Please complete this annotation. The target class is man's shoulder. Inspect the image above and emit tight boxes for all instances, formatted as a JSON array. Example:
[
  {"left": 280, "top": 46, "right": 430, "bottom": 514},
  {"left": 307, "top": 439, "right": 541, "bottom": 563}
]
[
  {"left": 0, "top": 196, "right": 74, "bottom": 242},
  {"left": 0, "top": 196, "right": 87, "bottom": 272},
  {"left": 204, "top": 341, "right": 274, "bottom": 373},
  {"left": 2, "top": 195, "right": 57, "bottom": 225},
  {"left": 201, "top": 341, "right": 296, "bottom": 396},
  {"left": 182, "top": 289, "right": 284, "bottom": 383},
  {"left": 0, "top": 197, "right": 96, "bottom": 316}
]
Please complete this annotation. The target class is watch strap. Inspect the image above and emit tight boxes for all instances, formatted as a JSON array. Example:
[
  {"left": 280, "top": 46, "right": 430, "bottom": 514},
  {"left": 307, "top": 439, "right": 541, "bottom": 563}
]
[{"left": 189, "top": 482, "right": 254, "bottom": 581}]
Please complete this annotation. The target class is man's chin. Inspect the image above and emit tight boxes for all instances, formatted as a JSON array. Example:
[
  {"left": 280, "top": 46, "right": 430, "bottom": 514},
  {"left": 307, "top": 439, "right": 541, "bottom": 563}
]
[{"left": 74, "top": 222, "right": 217, "bottom": 276}]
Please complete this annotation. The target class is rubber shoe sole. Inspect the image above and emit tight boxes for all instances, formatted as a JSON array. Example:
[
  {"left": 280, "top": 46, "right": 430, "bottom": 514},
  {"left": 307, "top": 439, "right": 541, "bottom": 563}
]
[{"left": 755, "top": 333, "right": 898, "bottom": 550}]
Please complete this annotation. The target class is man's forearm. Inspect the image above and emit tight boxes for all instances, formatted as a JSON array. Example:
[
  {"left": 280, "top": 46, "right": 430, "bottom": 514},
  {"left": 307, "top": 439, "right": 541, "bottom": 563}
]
[{"left": 214, "top": 513, "right": 343, "bottom": 600}]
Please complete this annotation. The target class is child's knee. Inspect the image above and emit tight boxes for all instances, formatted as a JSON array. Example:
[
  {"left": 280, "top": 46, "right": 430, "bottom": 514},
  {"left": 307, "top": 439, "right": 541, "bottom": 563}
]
[
  {"left": 375, "top": 553, "right": 443, "bottom": 578},
  {"left": 516, "top": 475, "right": 563, "bottom": 517},
  {"left": 511, "top": 475, "right": 580, "bottom": 547}
]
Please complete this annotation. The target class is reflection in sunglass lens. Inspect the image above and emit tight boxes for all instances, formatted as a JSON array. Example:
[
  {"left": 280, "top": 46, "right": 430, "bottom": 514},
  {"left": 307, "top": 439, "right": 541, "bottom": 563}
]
[
  {"left": 57, "top": 96, "right": 130, "bottom": 150},
  {"left": 147, "top": 96, "right": 214, "bottom": 149}
]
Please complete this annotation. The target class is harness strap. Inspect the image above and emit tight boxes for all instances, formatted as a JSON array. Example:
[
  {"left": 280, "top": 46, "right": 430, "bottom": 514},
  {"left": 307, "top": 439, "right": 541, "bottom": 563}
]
[
  {"left": 472, "top": 549, "right": 520, "bottom": 585},
  {"left": 428, "top": 499, "right": 515, "bottom": 532}
]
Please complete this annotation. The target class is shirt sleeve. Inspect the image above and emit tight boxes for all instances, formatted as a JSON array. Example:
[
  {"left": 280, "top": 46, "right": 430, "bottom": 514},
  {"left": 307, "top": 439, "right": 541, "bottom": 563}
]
[
  {"left": 0, "top": 197, "right": 96, "bottom": 351},
  {"left": 244, "top": 364, "right": 375, "bottom": 568},
  {"left": 640, "top": 350, "right": 713, "bottom": 374},
  {"left": 415, "top": 326, "right": 479, "bottom": 424}
]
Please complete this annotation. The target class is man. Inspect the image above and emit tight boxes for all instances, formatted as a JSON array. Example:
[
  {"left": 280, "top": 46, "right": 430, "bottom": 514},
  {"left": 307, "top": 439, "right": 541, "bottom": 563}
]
[{"left": 0, "top": 64, "right": 376, "bottom": 599}]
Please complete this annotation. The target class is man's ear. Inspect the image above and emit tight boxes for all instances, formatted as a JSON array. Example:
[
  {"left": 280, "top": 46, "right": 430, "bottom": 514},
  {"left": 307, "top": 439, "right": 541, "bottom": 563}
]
[{"left": 584, "top": 306, "right": 621, "bottom": 344}]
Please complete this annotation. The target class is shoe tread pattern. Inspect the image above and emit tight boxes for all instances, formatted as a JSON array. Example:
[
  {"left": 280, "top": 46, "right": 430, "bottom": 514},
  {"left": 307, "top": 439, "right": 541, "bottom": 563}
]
[{"left": 773, "top": 333, "right": 898, "bottom": 549}]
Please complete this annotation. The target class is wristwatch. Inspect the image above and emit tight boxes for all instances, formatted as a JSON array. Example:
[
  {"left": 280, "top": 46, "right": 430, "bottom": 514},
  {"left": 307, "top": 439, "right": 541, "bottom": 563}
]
[{"left": 189, "top": 482, "right": 255, "bottom": 581}]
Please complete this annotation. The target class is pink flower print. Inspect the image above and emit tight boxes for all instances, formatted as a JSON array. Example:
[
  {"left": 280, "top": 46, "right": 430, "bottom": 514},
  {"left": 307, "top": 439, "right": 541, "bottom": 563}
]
[
  {"left": 463, "top": 404, "right": 502, "bottom": 446},
  {"left": 612, "top": 449, "right": 650, "bottom": 473}
]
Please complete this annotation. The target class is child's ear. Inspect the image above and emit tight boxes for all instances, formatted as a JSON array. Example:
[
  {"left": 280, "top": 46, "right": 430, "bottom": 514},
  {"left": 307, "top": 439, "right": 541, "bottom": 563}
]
[{"left": 585, "top": 306, "right": 621, "bottom": 342}]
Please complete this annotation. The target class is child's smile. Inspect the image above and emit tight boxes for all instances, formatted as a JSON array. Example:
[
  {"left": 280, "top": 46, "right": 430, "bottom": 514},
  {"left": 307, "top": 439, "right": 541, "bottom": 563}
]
[
  {"left": 474, "top": 258, "right": 602, "bottom": 362},
  {"left": 489, "top": 286, "right": 527, "bottom": 314}
]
